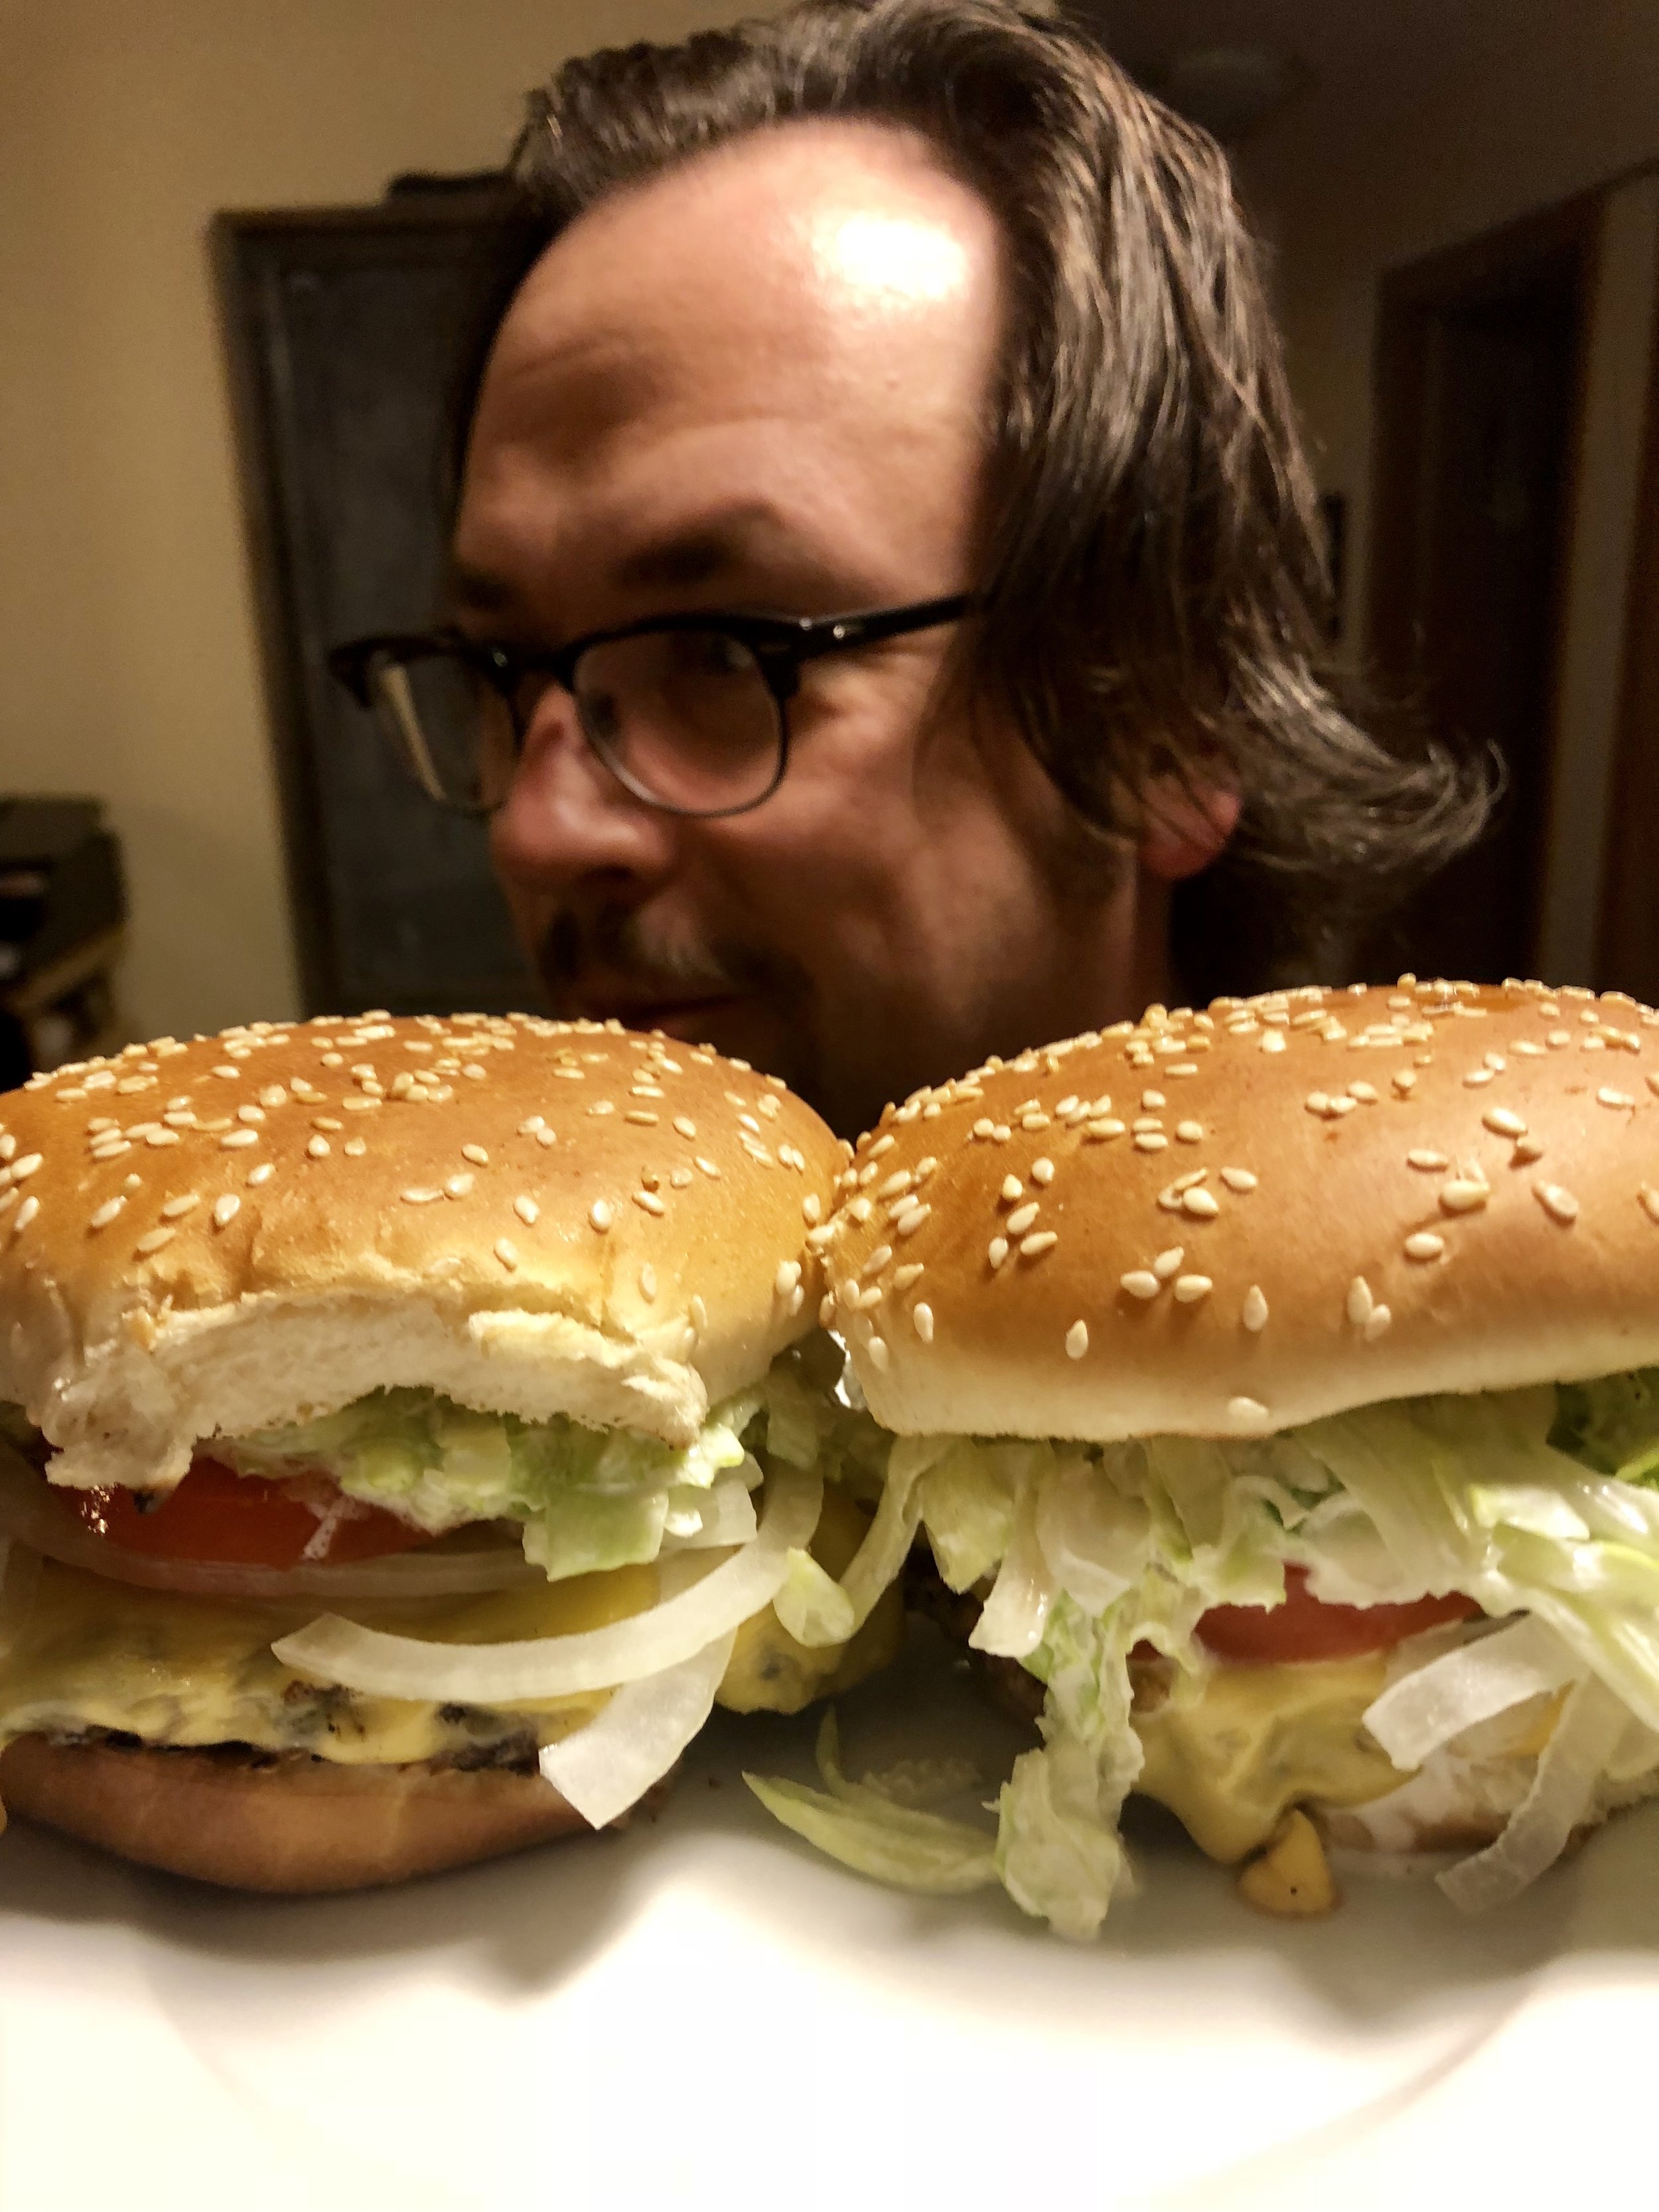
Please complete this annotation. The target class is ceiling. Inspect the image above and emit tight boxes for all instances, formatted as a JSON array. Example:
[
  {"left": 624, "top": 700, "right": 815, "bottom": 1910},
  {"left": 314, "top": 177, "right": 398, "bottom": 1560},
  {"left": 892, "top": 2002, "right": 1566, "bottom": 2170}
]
[{"left": 1067, "top": 0, "right": 1563, "bottom": 153}]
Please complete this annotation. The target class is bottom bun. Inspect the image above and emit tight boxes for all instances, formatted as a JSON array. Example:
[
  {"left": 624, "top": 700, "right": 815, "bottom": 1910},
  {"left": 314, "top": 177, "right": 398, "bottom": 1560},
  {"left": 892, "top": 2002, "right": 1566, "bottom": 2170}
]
[{"left": 0, "top": 1734, "right": 637, "bottom": 1893}]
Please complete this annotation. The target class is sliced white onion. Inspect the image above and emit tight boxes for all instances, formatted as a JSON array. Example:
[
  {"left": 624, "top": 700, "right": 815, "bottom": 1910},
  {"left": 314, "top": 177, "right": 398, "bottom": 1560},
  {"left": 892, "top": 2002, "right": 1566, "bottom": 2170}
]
[
  {"left": 538, "top": 1628, "right": 736, "bottom": 1828},
  {"left": 1363, "top": 1614, "right": 1586, "bottom": 1770},
  {"left": 272, "top": 1467, "right": 822, "bottom": 1702},
  {"left": 659, "top": 1475, "right": 757, "bottom": 1553},
  {"left": 1438, "top": 1675, "right": 1630, "bottom": 1911},
  {"left": 971, "top": 1472, "right": 1055, "bottom": 1660}
]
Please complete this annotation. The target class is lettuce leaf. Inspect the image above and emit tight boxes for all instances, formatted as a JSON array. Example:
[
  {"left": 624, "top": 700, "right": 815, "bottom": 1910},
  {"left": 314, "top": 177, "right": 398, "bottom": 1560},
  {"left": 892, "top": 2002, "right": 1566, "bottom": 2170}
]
[
  {"left": 879, "top": 1372, "right": 1659, "bottom": 1937},
  {"left": 216, "top": 1345, "right": 855, "bottom": 1584}
]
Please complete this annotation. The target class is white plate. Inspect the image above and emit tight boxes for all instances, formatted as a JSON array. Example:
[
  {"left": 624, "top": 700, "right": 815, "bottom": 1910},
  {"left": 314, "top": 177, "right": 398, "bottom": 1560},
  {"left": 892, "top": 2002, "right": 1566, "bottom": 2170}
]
[{"left": 4, "top": 1627, "right": 1658, "bottom": 2212}]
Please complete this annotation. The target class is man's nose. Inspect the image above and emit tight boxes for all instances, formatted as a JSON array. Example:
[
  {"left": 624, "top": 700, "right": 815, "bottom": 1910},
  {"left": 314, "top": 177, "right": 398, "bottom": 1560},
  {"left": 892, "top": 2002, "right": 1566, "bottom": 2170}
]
[{"left": 489, "top": 688, "right": 679, "bottom": 892}]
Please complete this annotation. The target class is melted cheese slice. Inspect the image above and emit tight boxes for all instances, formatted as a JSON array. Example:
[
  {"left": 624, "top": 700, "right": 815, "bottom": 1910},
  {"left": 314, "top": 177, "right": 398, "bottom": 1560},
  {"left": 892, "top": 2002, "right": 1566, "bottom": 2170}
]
[
  {"left": 0, "top": 1556, "right": 656, "bottom": 1767},
  {"left": 1132, "top": 1653, "right": 1406, "bottom": 1862},
  {"left": 0, "top": 1483, "right": 902, "bottom": 1776}
]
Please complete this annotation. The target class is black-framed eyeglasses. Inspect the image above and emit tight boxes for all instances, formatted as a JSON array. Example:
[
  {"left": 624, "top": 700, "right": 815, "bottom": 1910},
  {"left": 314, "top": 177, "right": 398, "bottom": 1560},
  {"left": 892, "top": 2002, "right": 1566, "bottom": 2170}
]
[{"left": 326, "top": 593, "right": 975, "bottom": 819}]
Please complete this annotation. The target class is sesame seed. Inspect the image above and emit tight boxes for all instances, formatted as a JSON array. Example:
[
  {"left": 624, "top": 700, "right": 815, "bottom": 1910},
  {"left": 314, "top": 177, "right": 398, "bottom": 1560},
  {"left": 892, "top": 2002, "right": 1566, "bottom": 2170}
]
[
  {"left": 212, "top": 1195, "right": 240, "bottom": 1229},
  {"left": 589, "top": 1199, "right": 614, "bottom": 1232},
  {"left": 1006, "top": 1201, "right": 1040, "bottom": 1235},
  {"left": 819, "top": 1294, "right": 836, "bottom": 1326},
  {"left": 1031, "top": 1157, "right": 1056, "bottom": 1186},
  {"left": 1407, "top": 1149, "right": 1449, "bottom": 1171},
  {"left": 212, "top": 1066, "right": 239, "bottom": 1080},
  {"left": 1001, "top": 1175, "right": 1023, "bottom": 1203},
  {"left": 1133, "top": 1132, "right": 1169, "bottom": 1152},
  {"left": 401, "top": 1187, "right": 442, "bottom": 1204},
  {"left": 1065, "top": 1319, "right": 1090, "bottom": 1358},
  {"left": 1086, "top": 1119, "right": 1126, "bottom": 1140},
  {"left": 1228, "top": 1396, "right": 1270, "bottom": 1430},
  {"left": 304, "top": 1136, "right": 328, "bottom": 1159},
  {"left": 220, "top": 1130, "right": 259, "bottom": 1149},
  {"left": 1598, "top": 1087, "right": 1636, "bottom": 1110},
  {"left": 88, "top": 1197, "right": 125, "bottom": 1230},
  {"left": 696, "top": 1158, "right": 721, "bottom": 1179},
  {"left": 1242, "top": 1285, "right": 1269, "bottom": 1331},
  {"left": 1404, "top": 1230, "right": 1446, "bottom": 1261},
  {"left": 1346, "top": 1276, "right": 1374, "bottom": 1325},
  {"left": 1483, "top": 1106, "right": 1526, "bottom": 1137},
  {"left": 90, "top": 1141, "right": 129, "bottom": 1160},
  {"left": 513, "top": 1195, "right": 539, "bottom": 1226},
  {"left": 632, "top": 1189, "right": 666, "bottom": 1216},
  {"left": 11, "top": 1153, "right": 41, "bottom": 1181},
  {"left": 1261, "top": 1032, "right": 1286, "bottom": 1055},
  {"left": 1133, "top": 1116, "right": 1164, "bottom": 1133},
  {"left": 1153, "top": 1245, "right": 1185, "bottom": 1279},
  {"left": 893, "top": 1262, "right": 924, "bottom": 1290},
  {"left": 1364, "top": 1304, "right": 1393, "bottom": 1342},
  {"left": 1548, "top": 1030, "right": 1571, "bottom": 1049},
  {"left": 1220, "top": 1167, "right": 1258, "bottom": 1193},
  {"left": 1173, "top": 1274, "right": 1212, "bottom": 1303},
  {"left": 247, "top": 1162, "right": 275, "bottom": 1186},
  {"left": 988, "top": 1236, "right": 1010, "bottom": 1268},
  {"left": 134, "top": 1226, "right": 175, "bottom": 1255},
  {"left": 519, "top": 1117, "right": 545, "bottom": 1135},
  {"left": 1305, "top": 1090, "right": 1332, "bottom": 1116},
  {"left": 161, "top": 1193, "right": 200, "bottom": 1219},
  {"left": 879, "top": 1170, "right": 914, "bottom": 1200},
  {"left": 1439, "top": 1176, "right": 1490, "bottom": 1213},
  {"left": 461, "top": 1143, "right": 490, "bottom": 1165},
  {"left": 1121, "top": 1270, "right": 1161, "bottom": 1300},
  {"left": 867, "top": 1335, "right": 891, "bottom": 1371},
  {"left": 913, "top": 1303, "right": 936, "bottom": 1343},
  {"left": 536, "top": 1128, "right": 557, "bottom": 1149},
  {"left": 1176, "top": 1120, "right": 1204, "bottom": 1143},
  {"left": 1640, "top": 1188, "right": 1659, "bottom": 1225},
  {"left": 1534, "top": 1182, "right": 1579, "bottom": 1225},
  {"left": 802, "top": 1193, "right": 822, "bottom": 1224},
  {"left": 862, "top": 1242, "right": 895, "bottom": 1277},
  {"left": 11, "top": 1195, "right": 38, "bottom": 1233},
  {"left": 444, "top": 1173, "right": 473, "bottom": 1198},
  {"left": 1349, "top": 1081, "right": 1380, "bottom": 1104},
  {"left": 895, "top": 1204, "right": 930, "bottom": 1238},
  {"left": 1141, "top": 1089, "right": 1167, "bottom": 1110},
  {"left": 991, "top": 1126, "right": 1012, "bottom": 1144},
  {"left": 774, "top": 1260, "right": 802, "bottom": 1298},
  {"left": 848, "top": 1196, "right": 873, "bottom": 1222},
  {"left": 1181, "top": 1187, "right": 1220, "bottom": 1218}
]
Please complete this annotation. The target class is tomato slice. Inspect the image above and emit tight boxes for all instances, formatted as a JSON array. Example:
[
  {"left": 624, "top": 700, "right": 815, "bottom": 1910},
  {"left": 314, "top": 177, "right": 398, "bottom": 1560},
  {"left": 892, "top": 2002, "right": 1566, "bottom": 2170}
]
[
  {"left": 1196, "top": 1564, "right": 1480, "bottom": 1664},
  {"left": 66, "top": 1455, "right": 433, "bottom": 1570}
]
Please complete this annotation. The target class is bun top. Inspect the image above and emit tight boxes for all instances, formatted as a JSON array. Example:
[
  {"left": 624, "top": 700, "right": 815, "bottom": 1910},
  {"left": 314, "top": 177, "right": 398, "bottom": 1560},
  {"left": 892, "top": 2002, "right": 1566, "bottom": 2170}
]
[
  {"left": 828, "top": 979, "right": 1659, "bottom": 1441},
  {"left": 0, "top": 1012, "right": 842, "bottom": 1487}
]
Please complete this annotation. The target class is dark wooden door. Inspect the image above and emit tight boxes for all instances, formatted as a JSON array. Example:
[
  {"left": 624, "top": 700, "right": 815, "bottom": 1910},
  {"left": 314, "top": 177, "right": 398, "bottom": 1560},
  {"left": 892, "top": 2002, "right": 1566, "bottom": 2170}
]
[
  {"left": 1364, "top": 204, "right": 1595, "bottom": 983},
  {"left": 215, "top": 192, "right": 535, "bottom": 1017}
]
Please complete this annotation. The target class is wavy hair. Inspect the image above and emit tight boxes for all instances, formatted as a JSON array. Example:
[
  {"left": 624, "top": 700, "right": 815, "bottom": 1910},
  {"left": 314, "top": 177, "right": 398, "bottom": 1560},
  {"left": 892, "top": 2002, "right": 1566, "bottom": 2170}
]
[{"left": 459, "top": 0, "right": 1488, "bottom": 996}]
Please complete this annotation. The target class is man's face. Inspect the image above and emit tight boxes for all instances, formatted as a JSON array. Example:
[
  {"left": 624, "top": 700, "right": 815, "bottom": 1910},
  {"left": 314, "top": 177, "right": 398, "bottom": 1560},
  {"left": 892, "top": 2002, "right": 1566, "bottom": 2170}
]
[{"left": 456, "top": 121, "right": 1160, "bottom": 1136}]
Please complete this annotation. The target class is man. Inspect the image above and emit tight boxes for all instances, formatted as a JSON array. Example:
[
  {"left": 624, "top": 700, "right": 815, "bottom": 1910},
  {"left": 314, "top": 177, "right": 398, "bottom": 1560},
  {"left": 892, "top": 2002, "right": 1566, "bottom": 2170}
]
[{"left": 337, "top": 0, "right": 1482, "bottom": 1139}]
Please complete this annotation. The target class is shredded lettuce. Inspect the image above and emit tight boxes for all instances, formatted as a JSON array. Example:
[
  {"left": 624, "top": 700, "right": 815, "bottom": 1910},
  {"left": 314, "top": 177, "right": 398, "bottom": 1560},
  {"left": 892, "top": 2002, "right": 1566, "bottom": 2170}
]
[
  {"left": 772, "top": 1367, "right": 1659, "bottom": 1937},
  {"left": 218, "top": 1343, "right": 866, "bottom": 1585},
  {"left": 744, "top": 1711, "right": 998, "bottom": 1896}
]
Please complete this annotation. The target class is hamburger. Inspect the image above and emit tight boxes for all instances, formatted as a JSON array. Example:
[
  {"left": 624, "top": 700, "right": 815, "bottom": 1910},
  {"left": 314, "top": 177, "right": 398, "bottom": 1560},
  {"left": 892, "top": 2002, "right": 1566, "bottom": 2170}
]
[
  {"left": 0, "top": 1011, "right": 897, "bottom": 1890},
  {"left": 752, "top": 978, "right": 1659, "bottom": 1936}
]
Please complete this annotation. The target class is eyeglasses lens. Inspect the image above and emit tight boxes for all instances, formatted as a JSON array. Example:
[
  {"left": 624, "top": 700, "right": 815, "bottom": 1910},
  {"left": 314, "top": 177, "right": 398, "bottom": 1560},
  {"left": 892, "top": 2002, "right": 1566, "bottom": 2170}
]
[
  {"left": 369, "top": 652, "right": 516, "bottom": 812},
  {"left": 572, "top": 630, "right": 783, "bottom": 814}
]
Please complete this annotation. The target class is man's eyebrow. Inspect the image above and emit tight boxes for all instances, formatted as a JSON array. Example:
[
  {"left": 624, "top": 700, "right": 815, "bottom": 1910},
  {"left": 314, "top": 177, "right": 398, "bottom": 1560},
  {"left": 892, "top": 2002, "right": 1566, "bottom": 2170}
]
[{"left": 609, "top": 518, "right": 763, "bottom": 595}]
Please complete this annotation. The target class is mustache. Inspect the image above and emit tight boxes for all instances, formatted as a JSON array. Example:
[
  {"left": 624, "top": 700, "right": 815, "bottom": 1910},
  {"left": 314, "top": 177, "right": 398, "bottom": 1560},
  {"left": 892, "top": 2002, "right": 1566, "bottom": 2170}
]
[{"left": 535, "top": 905, "right": 803, "bottom": 1008}]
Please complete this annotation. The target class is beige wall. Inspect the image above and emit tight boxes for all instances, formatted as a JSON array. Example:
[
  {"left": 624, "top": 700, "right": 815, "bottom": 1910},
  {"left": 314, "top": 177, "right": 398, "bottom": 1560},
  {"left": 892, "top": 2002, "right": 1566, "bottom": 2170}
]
[
  {"left": 0, "top": 0, "right": 752, "bottom": 1044},
  {"left": 1242, "top": 0, "right": 1659, "bottom": 642},
  {"left": 1239, "top": 0, "right": 1659, "bottom": 982}
]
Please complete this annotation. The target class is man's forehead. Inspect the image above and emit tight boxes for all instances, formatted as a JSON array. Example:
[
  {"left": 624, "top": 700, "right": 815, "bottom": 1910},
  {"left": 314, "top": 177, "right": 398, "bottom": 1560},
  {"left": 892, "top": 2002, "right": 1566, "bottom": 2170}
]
[{"left": 477, "top": 121, "right": 1001, "bottom": 449}]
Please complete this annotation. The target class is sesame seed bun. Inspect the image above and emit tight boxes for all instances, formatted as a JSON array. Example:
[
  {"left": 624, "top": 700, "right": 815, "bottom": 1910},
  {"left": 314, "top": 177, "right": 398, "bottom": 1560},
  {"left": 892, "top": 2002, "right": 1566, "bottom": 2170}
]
[
  {"left": 0, "top": 1733, "right": 622, "bottom": 1892},
  {"left": 828, "top": 979, "right": 1659, "bottom": 1441},
  {"left": 0, "top": 1013, "right": 842, "bottom": 1489}
]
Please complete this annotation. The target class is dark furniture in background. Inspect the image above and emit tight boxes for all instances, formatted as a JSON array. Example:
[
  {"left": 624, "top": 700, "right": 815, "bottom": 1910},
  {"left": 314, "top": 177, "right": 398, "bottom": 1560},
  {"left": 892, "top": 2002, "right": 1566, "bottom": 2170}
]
[
  {"left": 0, "top": 796, "right": 126, "bottom": 1088},
  {"left": 214, "top": 186, "right": 533, "bottom": 1018}
]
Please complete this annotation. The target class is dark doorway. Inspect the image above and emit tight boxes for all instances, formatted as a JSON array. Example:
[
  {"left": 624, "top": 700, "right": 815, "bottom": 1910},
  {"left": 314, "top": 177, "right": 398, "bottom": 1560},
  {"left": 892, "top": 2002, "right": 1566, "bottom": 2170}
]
[{"left": 1363, "top": 200, "right": 1595, "bottom": 983}]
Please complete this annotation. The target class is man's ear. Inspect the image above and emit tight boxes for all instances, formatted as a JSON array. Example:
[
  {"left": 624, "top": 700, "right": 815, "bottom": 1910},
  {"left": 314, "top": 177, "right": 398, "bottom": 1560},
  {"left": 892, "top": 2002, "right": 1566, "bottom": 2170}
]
[{"left": 1135, "top": 774, "right": 1241, "bottom": 884}]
